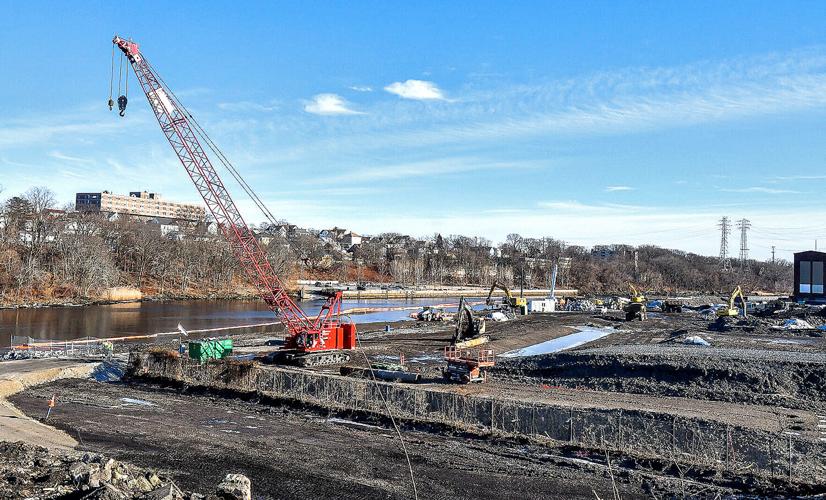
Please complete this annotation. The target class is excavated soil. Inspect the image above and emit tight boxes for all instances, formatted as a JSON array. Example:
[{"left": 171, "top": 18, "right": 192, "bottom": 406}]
[
  {"left": 13, "top": 378, "right": 825, "bottom": 499},
  {"left": 11, "top": 379, "right": 657, "bottom": 500},
  {"left": 493, "top": 344, "right": 826, "bottom": 409}
]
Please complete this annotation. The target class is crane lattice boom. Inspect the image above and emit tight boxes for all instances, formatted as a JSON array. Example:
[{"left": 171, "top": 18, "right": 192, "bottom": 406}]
[{"left": 113, "top": 36, "right": 355, "bottom": 355}]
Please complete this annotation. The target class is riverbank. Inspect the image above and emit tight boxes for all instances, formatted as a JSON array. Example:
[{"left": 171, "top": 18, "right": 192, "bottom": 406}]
[
  {"left": 0, "top": 284, "right": 579, "bottom": 310},
  {"left": 0, "top": 290, "right": 261, "bottom": 311},
  {"left": 339, "top": 286, "right": 576, "bottom": 299}
]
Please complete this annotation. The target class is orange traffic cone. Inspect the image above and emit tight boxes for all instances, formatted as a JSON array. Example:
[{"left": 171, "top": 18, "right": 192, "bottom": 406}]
[{"left": 45, "top": 394, "right": 56, "bottom": 420}]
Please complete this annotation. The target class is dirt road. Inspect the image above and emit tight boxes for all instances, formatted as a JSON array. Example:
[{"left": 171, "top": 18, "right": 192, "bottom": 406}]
[{"left": 0, "top": 358, "right": 99, "bottom": 449}]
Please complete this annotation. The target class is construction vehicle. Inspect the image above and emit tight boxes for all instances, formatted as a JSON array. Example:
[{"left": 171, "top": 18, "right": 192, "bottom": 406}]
[
  {"left": 623, "top": 284, "right": 647, "bottom": 321},
  {"left": 662, "top": 299, "right": 684, "bottom": 313},
  {"left": 442, "top": 346, "right": 495, "bottom": 383},
  {"left": 110, "top": 36, "right": 355, "bottom": 367},
  {"left": 485, "top": 280, "right": 528, "bottom": 315},
  {"left": 717, "top": 285, "right": 747, "bottom": 318},
  {"left": 415, "top": 306, "right": 446, "bottom": 321},
  {"left": 453, "top": 296, "right": 486, "bottom": 344}
]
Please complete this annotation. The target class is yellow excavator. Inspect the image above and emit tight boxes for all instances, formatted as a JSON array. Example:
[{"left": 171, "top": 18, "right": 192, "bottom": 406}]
[
  {"left": 485, "top": 280, "right": 528, "bottom": 315},
  {"left": 717, "top": 285, "right": 747, "bottom": 318},
  {"left": 623, "top": 283, "right": 647, "bottom": 321}
]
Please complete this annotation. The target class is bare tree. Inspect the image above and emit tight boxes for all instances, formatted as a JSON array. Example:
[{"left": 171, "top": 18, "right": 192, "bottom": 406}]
[{"left": 24, "top": 186, "right": 57, "bottom": 247}]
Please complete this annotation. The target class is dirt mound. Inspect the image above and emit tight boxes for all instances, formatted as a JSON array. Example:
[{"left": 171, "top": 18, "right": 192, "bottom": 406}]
[{"left": 493, "top": 345, "right": 826, "bottom": 408}]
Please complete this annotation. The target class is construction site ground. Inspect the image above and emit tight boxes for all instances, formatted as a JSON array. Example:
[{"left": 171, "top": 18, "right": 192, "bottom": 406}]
[
  {"left": 11, "top": 378, "right": 653, "bottom": 500},
  {"left": 6, "top": 306, "right": 826, "bottom": 498},
  {"left": 196, "top": 310, "right": 826, "bottom": 444}
]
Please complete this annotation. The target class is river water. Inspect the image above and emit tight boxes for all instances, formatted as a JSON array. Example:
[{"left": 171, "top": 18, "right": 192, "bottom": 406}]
[{"left": 0, "top": 297, "right": 472, "bottom": 346}]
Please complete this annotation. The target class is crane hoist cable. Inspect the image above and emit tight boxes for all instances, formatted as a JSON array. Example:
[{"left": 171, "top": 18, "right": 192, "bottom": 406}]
[
  {"left": 144, "top": 58, "right": 279, "bottom": 226},
  {"left": 108, "top": 43, "right": 115, "bottom": 111},
  {"left": 117, "top": 51, "right": 123, "bottom": 95},
  {"left": 116, "top": 50, "right": 128, "bottom": 116}
]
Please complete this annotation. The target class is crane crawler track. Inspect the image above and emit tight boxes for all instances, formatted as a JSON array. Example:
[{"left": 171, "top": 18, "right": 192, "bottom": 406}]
[{"left": 267, "top": 350, "right": 352, "bottom": 367}]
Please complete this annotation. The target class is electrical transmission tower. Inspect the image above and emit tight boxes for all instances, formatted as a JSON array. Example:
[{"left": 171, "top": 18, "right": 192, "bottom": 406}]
[
  {"left": 737, "top": 218, "right": 751, "bottom": 267},
  {"left": 718, "top": 216, "right": 731, "bottom": 271}
]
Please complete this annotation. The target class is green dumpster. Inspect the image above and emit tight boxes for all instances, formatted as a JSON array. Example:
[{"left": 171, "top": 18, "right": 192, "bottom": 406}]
[{"left": 188, "top": 338, "right": 233, "bottom": 362}]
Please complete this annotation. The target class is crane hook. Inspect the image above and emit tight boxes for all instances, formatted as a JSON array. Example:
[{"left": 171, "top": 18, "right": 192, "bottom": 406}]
[
  {"left": 117, "top": 95, "right": 128, "bottom": 117},
  {"left": 108, "top": 98, "right": 114, "bottom": 111}
]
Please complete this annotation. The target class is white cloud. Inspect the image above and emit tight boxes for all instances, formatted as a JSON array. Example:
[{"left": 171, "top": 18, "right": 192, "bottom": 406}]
[
  {"left": 49, "top": 151, "right": 93, "bottom": 164},
  {"left": 719, "top": 186, "right": 800, "bottom": 194},
  {"left": 304, "top": 94, "right": 364, "bottom": 116},
  {"left": 0, "top": 120, "right": 122, "bottom": 150},
  {"left": 536, "top": 200, "right": 644, "bottom": 213},
  {"left": 349, "top": 85, "right": 373, "bottom": 92},
  {"left": 384, "top": 80, "right": 446, "bottom": 100},
  {"left": 605, "top": 185, "right": 634, "bottom": 192},
  {"left": 310, "top": 157, "right": 540, "bottom": 185},
  {"left": 280, "top": 49, "right": 826, "bottom": 159},
  {"left": 772, "top": 174, "right": 826, "bottom": 181},
  {"left": 217, "top": 100, "right": 279, "bottom": 112}
]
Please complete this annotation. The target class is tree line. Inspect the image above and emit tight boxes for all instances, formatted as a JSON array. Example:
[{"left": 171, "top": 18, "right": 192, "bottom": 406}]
[{"left": 0, "top": 186, "right": 792, "bottom": 304}]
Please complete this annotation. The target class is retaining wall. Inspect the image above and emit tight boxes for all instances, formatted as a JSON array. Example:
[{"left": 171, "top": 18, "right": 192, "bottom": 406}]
[{"left": 129, "top": 352, "right": 825, "bottom": 485}]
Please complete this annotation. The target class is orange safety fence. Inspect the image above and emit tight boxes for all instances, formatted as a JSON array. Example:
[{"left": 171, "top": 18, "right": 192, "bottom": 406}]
[{"left": 10, "top": 321, "right": 279, "bottom": 351}]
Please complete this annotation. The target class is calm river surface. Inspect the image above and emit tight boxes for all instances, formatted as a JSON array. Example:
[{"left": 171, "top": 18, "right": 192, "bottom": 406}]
[{"left": 0, "top": 297, "right": 469, "bottom": 346}]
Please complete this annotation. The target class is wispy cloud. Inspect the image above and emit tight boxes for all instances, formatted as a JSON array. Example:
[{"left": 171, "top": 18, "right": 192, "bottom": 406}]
[
  {"left": 384, "top": 80, "right": 446, "bottom": 100},
  {"left": 605, "top": 185, "right": 634, "bottom": 192},
  {"left": 0, "top": 120, "right": 122, "bottom": 150},
  {"left": 772, "top": 174, "right": 826, "bottom": 181},
  {"left": 59, "top": 169, "right": 86, "bottom": 179},
  {"left": 536, "top": 200, "right": 645, "bottom": 213},
  {"left": 311, "top": 158, "right": 537, "bottom": 184},
  {"left": 275, "top": 48, "right": 826, "bottom": 160},
  {"left": 0, "top": 103, "right": 154, "bottom": 151},
  {"left": 349, "top": 85, "right": 373, "bottom": 92},
  {"left": 719, "top": 186, "right": 801, "bottom": 194},
  {"left": 217, "top": 100, "right": 279, "bottom": 112},
  {"left": 304, "top": 94, "right": 364, "bottom": 115},
  {"left": 49, "top": 151, "right": 93, "bottom": 164}
]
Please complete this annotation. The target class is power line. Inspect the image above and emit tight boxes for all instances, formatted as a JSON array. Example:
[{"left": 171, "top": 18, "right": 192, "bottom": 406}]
[
  {"left": 718, "top": 216, "right": 731, "bottom": 271},
  {"left": 737, "top": 218, "right": 751, "bottom": 267}
]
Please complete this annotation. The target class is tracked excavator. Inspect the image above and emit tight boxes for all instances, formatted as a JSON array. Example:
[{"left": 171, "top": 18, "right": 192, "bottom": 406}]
[
  {"left": 485, "top": 280, "right": 527, "bottom": 315},
  {"left": 717, "top": 285, "right": 747, "bottom": 318},
  {"left": 442, "top": 297, "right": 493, "bottom": 383},
  {"left": 623, "top": 283, "right": 647, "bottom": 321},
  {"left": 452, "top": 296, "right": 486, "bottom": 344},
  {"left": 110, "top": 36, "right": 355, "bottom": 367}
]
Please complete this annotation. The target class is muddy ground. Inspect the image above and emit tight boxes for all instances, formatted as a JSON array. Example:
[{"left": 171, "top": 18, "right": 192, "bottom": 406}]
[{"left": 11, "top": 379, "right": 662, "bottom": 500}]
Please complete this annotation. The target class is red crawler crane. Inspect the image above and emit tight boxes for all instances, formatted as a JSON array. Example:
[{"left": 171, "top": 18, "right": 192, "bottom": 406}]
[{"left": 112, "top": 36, "right": 356, "bottom": 366}]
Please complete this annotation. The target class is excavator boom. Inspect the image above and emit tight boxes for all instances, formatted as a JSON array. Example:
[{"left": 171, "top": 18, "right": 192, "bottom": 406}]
[
  {"left": 718, "top": 285, "right": 747, "bottom": 318},
  {"left": 486, "top": 280, "right": 527, "bottom": 314}
]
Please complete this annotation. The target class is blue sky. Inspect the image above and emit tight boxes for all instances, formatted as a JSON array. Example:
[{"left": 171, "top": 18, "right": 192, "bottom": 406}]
[{"left": 3, "top": 1, "right": 826, "bottom": 260}]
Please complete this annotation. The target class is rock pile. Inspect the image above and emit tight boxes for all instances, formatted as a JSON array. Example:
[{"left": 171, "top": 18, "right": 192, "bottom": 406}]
[{"left": 0, "top": 441, "right": 251, "bottom": 499}]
